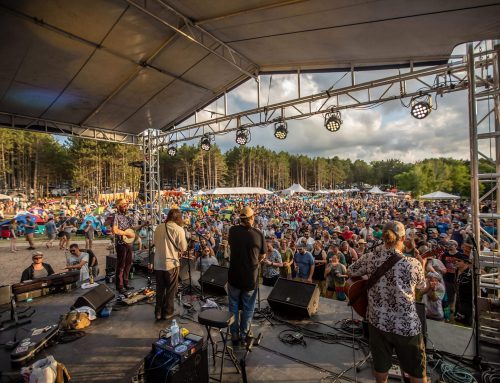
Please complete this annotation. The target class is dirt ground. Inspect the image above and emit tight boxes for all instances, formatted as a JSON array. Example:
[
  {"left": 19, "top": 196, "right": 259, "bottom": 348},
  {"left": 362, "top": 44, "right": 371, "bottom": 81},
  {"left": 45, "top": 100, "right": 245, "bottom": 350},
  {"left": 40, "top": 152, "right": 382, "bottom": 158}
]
[{"left": 0, "top": 237, "right": 113, "bottom": 285}]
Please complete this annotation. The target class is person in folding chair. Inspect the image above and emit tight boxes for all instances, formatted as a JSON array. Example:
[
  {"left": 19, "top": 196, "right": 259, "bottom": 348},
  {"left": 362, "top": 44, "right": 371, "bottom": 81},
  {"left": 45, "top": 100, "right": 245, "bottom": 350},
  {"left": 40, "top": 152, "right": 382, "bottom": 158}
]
[
  {"left": 348, "top": 221, "right": 427, "bottom": 383},
  {"left": 227, "top": 206, "right": 266, "bottom": 346}
]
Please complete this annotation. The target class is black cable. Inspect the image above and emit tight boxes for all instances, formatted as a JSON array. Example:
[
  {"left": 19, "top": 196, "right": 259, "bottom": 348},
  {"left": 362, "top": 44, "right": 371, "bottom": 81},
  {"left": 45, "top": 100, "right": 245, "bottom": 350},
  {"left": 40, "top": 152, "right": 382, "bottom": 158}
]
[{"left": 482, "top": 369, "right": 500, "bottom": 383}]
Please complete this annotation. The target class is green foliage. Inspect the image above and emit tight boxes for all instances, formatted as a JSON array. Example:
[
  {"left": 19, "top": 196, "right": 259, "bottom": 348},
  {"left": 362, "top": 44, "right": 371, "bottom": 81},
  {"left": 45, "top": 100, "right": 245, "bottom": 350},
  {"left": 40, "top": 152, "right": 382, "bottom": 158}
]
[{"left": 0, "top": 129, "right": 473, "bottom": 198}]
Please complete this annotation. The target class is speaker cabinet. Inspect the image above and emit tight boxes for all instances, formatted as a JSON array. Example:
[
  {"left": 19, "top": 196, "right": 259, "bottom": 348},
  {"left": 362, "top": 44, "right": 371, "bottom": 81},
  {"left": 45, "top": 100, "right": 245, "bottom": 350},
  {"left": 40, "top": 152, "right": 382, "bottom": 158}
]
[
  {"left": 72, "top": 284, "right": 114, "bottom": 312},
  {"left": 199, "top": 265, "right": 228, "bottom": 296},
  {"left": 267, "top": 278, "right": 320, "bottom": 318}
]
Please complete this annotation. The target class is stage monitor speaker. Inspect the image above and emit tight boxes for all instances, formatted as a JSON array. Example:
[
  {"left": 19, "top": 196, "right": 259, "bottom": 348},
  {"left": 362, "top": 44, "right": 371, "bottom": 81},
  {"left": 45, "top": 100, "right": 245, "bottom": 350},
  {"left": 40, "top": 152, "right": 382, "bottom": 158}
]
[
  {"left": 199, "top": 265, "right": 228, "bottom": 296},
  {"left": 72, "top": 284, "right": 114, "bottom": 313},
  {"left": 267, "top": 278, "right": 320, "bottom": 318}
]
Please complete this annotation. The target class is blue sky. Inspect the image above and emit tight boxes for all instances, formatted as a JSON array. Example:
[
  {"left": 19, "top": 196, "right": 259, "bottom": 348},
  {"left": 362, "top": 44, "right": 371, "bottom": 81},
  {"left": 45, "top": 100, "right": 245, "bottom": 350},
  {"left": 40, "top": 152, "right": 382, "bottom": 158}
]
[{"left": 176, "top": 44, "right": 475, "bottom": 163}]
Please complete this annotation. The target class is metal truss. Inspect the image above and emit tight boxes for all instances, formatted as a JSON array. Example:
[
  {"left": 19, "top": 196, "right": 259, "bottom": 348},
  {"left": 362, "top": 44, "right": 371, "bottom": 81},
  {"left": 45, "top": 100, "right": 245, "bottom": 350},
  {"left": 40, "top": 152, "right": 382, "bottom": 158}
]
[
  {"left": 142, "top": 129, "right": 162, "bottom": 227},
  {"left": 158, "top": 56, "right": 487, "bottom": 146},
  {"left": 0, "top": 112, "right": 139, "bottom": 145},
  {"left": 468, "top": 41, "right": 500, "bottom": 293},
  {"left": 126, "top": 0, "right": 259, "bottom": 81}
]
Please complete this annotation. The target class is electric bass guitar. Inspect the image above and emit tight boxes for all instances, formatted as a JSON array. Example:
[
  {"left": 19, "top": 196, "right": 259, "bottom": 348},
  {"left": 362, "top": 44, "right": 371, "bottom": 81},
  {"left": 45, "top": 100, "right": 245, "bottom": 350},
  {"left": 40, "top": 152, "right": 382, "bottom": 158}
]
[{"left": 345, "top": 247, "right": 443, "bottom": 318}]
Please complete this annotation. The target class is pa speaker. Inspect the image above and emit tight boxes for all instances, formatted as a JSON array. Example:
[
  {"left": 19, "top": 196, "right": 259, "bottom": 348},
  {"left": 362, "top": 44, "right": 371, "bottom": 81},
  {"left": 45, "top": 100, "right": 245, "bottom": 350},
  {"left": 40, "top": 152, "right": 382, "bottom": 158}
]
[
  {"left": 199, "top": 265, "right": 228, "bottom": 296},
  {"left": 267, "top": 278, "right": 320, "bottom": 318},
  {"left": 72, "top": 284, "right": 114, "bottom": 312}
]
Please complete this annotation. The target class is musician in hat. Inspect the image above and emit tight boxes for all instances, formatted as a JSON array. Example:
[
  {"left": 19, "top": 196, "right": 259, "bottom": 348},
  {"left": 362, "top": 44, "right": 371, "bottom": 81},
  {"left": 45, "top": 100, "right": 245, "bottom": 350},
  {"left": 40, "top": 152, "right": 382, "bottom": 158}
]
[
  {"left": 20, "top": 251, "right": 54, "bottom": 282},
  {"left": 227, "top": 206, "right": 266, "bottom": 346}
]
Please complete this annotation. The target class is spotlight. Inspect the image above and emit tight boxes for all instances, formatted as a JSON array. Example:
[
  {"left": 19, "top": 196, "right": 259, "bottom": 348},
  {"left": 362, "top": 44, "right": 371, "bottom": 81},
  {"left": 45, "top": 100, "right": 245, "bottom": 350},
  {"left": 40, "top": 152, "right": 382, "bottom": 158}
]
[
  {"left": 324, "top": 110, "right": 342, "bottom": 132},
  {"left": 167, "top": 145, "right": 177, "bottom": 156},
  {"left": 274, "top": 120, "right": 288, "bottom": 140},
  {"left": 410, "top": 94, "right": 432, "bottom": 119},
  {"left": 200, "top": 134, "right": 212, "bottom": 151},
  {"left": 235, "top": 128, "right": 250, "bottom": 146}
]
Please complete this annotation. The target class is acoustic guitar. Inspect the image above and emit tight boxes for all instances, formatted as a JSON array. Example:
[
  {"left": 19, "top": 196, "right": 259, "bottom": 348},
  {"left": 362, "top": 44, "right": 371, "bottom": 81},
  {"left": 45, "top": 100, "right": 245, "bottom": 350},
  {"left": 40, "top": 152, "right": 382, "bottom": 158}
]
[
  {"left": 345, "top": 247, "right": 443, "bottom": 318},
  {"left": 121, "top": 228, "right": 136, "bottom": 244}
]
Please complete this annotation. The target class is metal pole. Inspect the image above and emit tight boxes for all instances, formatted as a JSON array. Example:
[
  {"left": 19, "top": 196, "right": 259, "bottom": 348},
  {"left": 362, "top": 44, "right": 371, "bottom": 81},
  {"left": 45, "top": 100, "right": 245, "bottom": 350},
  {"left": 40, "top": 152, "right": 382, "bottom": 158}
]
[{"left": 467, "top": 42, "right": 482, "bottom": 368}]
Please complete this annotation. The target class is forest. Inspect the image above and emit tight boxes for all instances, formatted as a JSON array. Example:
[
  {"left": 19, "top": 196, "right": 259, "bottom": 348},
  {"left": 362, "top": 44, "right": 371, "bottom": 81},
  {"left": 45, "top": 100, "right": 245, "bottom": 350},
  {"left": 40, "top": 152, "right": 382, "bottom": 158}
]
[{"left": 0, "top": 130, "right": 488, "bottom": 199}]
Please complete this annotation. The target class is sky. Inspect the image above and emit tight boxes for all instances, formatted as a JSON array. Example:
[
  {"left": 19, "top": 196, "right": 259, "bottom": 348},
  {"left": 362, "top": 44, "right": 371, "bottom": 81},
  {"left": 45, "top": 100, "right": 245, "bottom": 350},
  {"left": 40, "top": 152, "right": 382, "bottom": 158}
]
[{"left": 175, "top": 44, "right": 480, "bottom": 164}]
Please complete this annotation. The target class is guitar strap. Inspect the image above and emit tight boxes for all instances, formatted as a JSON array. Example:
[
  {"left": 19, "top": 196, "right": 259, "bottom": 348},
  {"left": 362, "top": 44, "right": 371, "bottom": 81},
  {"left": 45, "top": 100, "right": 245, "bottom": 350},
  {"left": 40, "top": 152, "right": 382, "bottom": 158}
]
[{"left": 365, "top": 252, "right": 404, "bottom": 291}]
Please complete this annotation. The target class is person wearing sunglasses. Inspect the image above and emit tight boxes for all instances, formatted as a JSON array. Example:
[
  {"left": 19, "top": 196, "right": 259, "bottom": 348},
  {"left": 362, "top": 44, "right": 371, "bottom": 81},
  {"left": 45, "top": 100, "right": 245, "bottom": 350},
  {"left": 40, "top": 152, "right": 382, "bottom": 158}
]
[{"left": 20, "top": 251, "right": 54, "bottom": 282}]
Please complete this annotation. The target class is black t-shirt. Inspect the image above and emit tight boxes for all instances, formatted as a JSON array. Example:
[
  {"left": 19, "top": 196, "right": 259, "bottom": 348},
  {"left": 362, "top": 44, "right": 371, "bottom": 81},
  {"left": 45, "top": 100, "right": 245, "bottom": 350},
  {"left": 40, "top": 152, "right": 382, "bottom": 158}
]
[{"left": 228, "top": 224, "right": 265, "bottom": 291}]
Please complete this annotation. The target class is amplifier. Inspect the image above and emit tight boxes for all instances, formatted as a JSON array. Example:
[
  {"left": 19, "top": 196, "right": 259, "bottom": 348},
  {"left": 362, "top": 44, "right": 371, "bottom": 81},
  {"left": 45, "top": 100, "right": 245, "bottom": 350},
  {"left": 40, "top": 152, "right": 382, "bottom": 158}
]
[
  {"left": 199, "top": 265, "right": 228, "bottom": 296},
  {"left": 267, "top": 278, "right": 320, "bottom": 318},
  {"left": 144, "top": 333, "right": 208, "bottom": 383}
]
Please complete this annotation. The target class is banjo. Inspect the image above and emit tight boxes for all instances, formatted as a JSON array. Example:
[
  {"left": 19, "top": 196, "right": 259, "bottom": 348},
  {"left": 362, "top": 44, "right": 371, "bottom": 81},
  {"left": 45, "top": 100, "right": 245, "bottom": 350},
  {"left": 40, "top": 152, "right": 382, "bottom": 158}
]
[{"left": 121, "top": 228, "right": 136, "bottom": 244}]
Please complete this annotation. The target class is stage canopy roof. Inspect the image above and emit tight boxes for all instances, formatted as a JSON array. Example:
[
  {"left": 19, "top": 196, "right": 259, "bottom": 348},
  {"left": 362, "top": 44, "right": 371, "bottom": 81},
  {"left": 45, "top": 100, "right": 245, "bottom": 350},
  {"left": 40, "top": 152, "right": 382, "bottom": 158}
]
[{"left": 1, "top": 1, "right": 499, "bottom": 139}]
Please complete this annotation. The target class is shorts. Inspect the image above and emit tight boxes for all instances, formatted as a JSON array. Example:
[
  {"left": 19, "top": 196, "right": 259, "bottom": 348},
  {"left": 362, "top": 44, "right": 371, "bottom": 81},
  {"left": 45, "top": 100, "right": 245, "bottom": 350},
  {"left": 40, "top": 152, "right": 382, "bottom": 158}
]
[
  {"left": 63, "top": 232, "right": 71, "bottom": 239},
  {"left": 368, "top": 324, "right": 426, "bottom": 378},
  {"left": 47, "top": 233, "right": 56, "bottom": 240}
]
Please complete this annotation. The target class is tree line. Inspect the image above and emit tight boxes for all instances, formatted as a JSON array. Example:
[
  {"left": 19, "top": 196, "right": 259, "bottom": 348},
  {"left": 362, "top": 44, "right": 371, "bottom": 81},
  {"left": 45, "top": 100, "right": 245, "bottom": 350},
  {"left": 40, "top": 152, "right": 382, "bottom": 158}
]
[{"left": 0, "top": 130, "right": 482, "bottom": 199}]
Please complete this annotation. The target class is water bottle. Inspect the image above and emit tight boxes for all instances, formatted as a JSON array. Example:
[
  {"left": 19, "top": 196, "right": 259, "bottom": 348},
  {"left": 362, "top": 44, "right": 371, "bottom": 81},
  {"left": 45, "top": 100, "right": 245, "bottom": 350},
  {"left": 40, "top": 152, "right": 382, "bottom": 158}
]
[{"left": 170, "top": 319, "right": 180, "bottom": 346}]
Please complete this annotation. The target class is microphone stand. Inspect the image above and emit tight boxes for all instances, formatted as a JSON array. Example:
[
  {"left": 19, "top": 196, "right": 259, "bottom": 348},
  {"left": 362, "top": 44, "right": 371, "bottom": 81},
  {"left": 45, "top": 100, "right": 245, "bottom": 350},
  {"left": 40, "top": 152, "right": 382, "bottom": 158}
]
[{"left": 183, "top": 234, "right": 196, "bottom": 296}]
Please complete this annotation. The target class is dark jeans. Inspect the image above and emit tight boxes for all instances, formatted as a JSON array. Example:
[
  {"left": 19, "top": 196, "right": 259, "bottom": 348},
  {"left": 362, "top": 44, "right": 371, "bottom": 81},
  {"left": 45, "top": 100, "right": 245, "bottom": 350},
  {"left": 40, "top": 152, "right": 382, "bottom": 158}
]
[
  {"left": 228, "top": 284, "right": 258, "bottom": 339},
  {"left": 155, "top": 267, "right": 180, "bottom": 316},
  {"left": 115, "top": 243, "right": 133, "bottom": 289}
]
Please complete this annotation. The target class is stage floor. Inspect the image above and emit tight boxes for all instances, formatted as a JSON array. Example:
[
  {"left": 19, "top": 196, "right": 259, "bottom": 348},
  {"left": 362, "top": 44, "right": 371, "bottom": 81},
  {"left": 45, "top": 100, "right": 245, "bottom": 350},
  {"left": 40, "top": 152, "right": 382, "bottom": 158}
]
[{"left": 0, "top": 272, "right": 495, "bottom": 383}]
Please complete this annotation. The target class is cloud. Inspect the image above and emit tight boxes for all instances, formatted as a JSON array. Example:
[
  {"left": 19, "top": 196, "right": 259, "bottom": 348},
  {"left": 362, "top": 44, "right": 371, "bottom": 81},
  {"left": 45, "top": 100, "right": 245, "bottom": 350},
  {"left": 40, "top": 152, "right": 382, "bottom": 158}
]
[{"left": 189, "top": 64, "right": 471, "bottom": 164}]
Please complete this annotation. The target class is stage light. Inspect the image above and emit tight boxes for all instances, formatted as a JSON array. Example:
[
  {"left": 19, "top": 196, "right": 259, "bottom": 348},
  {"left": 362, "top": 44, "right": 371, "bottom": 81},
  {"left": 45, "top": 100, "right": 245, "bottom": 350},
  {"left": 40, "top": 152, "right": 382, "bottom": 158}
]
[
  {"left": 167, "top": 145, "right": 177, "bottom": 156},
  {"left": 200, "top": 134, "right": 212, "bottom": 151},
  {"left": 235, "top": 128, "right": 250, "bottom": 145},
  {"left": 324, "top": 110, "right": 342, "bottom": 132},
  {"left": 274, "top": 120, "right": 288, "bottom": 140},
  {"left": 410, "top": 94, "right": 432, "bottom": 119}
]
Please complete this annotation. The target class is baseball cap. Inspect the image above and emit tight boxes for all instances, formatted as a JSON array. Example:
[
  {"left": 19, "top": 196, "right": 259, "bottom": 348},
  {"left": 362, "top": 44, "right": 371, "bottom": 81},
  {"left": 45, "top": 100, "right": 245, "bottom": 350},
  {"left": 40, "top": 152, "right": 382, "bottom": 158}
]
[
  {"left": 383, "top": 221, "right": 405, "bottom": 239},
  {"left": 32, "top": 251, "right": 44, "bottom": 259},
  {"left": 440, "top": 233, "right": 447, "bottom": 238},
  {"left": 454, "top": 253, "right": 472, "bottom": 263}
]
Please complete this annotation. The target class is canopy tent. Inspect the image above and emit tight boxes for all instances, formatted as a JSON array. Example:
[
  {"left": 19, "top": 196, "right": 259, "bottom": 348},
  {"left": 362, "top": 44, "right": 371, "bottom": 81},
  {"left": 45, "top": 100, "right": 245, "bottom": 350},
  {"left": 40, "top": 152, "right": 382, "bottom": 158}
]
[
  {"left": 419, "top": 191, "right": 460, "bottom": 200},
  {"left": 281, "top": 184, "right": 312, "bottom": 195},
  {"left": 0, "top": 1, "right": 499, "bottom": 139},
  {"left": 79, "top": 215, "right": 103, "bottom": 230},
  {"left": 367, "top": 186, "right": 386, "bottom": 194},
  {"left": 0, "top": 194, "right": 11, "bottom": 200},
  {"left": 385, "top": 192, "right": 398, "bottom": 197},
  {"left": 204, "top": 187, "right": 272, "bottom": 195}
]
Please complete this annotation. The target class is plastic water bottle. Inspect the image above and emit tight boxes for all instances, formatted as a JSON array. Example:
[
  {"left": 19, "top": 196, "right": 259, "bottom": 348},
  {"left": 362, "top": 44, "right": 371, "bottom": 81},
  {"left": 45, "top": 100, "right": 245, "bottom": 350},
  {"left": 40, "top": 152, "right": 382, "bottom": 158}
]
[{"left": 170, "top": 319, "right": 180, "bottom": 346}]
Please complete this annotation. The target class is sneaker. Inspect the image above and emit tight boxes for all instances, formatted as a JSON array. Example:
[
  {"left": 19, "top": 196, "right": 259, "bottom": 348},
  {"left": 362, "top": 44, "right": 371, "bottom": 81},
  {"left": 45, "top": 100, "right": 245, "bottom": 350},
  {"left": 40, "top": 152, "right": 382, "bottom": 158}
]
[
  {"left": 27, "top": 247, "right": 35, "bottom": 250},
  {"left": 124, "top": 286, "right": 134, "bottom": 291}
]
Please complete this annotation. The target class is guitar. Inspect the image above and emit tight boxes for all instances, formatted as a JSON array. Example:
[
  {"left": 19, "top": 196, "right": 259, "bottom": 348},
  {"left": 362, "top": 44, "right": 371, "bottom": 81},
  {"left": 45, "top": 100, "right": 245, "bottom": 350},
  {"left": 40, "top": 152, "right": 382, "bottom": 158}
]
[
  {"left": 345, "top": 247, "right": 443, "bottom": 317},
  {"left": 121, "top": 228, "right": 136, "bottom": 244}
]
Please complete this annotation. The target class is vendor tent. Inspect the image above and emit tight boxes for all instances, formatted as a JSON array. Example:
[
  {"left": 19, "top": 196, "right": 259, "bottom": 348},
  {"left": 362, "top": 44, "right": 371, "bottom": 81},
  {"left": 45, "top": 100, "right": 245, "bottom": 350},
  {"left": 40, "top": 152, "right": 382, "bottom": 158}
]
[
  {"left": 367, "top": 186, "right": 385, "bottom": 194},
  {"left": 204, "top": 187, "right": 272, "bottom": 195},
  {"left": 281, "top": 184, "right": 312, "bottom": 195},
  {"left": 0, "top": 194, "right": 11, "bottom": 200},
  {"left": 419, "top": 191, "right": 460, "bottom": 200}
]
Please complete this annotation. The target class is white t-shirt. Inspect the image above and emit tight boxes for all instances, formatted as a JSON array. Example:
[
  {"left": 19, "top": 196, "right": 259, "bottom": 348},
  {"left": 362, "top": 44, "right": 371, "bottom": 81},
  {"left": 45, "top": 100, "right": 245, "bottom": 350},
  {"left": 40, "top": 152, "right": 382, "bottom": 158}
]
[{"left": 68, "top": 252, "right": 89, "bottom": 281}]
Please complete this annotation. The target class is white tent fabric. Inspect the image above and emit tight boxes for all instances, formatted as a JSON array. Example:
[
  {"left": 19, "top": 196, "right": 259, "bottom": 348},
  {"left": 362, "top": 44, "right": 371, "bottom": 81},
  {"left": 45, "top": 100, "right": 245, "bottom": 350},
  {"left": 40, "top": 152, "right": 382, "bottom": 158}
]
[
  {"left": 367, "top": 186, "right": 385, "bottom": 194},
  {"left": 195, "top": 190, "right": 205, "bottom": 195},
  {"left": 385, "top": 192, "right": 398, "bottom": 197},
  {"left": 281, "top": 184, "right": 312, "bottom": 195},
  {"left": 0, "top": 193, "right": 11, "bottom": 200},
  {"left": 419, "top": 191, "right": 460, "bottom": 200},
  {"left": 204, "top": 187, "right": 272, "bottom": 195}
]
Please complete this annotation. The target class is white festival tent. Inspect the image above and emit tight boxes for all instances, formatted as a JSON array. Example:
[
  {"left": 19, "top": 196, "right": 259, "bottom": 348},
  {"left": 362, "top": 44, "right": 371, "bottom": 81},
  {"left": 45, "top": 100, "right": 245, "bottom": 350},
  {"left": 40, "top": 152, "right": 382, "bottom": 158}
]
[
  {"left": 281, "top": 184, "right": 313, "bottom": 195},
  {"left": 204, "top": 187, "right": 272, "bottom": 195},
  {"left": 419, "top": 191, "right": 461, "bottom": 200},
  {"left": 0, "top": 194, "right": 12, "bottom": 200},
  {"left": 367, "top": 186, "right": 386, "bottom": 194}
]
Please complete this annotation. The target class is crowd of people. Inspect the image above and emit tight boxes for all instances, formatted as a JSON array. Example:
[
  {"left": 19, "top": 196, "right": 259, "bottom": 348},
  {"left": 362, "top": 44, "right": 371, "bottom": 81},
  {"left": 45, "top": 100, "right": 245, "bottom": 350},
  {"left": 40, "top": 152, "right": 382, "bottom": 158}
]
[{"left": 5, "top": 192, "right": 486, "bottom": 328}]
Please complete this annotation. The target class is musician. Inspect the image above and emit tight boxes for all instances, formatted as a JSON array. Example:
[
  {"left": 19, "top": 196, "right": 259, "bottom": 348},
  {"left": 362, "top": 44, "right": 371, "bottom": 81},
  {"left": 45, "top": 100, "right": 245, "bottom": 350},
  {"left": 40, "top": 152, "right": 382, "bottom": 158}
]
[
  {"left": 65, "top": 244, "right": 90, "bottom": 282},
  {"left": 153, "top": 208, "right": 187, "bottom": 320},
  {"left": 21, "top": 251, "right": 55, "bottom": 282},
  {"left": 112, "top": 198, "right": 140, "bottom": 294},
  {"left": 228, "top": 206, "right": 266, "bottom": 346},
  {"left": 348, "top": 221, "right": 427, "bottom": 383}
]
